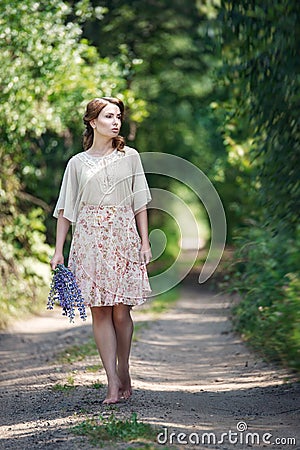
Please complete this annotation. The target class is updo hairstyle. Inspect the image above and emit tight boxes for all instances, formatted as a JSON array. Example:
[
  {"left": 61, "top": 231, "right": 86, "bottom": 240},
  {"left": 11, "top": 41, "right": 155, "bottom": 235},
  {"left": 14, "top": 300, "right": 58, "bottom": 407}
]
[{"left": 83, "top": 97, "right": 125, "bottom": 152}]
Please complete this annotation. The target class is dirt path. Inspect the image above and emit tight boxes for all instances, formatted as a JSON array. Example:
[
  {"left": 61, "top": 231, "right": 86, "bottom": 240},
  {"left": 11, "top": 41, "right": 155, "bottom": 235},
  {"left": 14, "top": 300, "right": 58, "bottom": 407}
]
[{"left": 0, "top": 273, "right": 299, "bottom": 449}]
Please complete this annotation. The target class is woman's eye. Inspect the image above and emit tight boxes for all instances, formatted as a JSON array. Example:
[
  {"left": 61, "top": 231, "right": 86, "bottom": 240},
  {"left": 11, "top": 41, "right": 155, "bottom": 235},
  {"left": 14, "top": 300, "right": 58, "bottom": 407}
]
[{"left": 105, "top": 114, "right": 121, "bottom": 119}]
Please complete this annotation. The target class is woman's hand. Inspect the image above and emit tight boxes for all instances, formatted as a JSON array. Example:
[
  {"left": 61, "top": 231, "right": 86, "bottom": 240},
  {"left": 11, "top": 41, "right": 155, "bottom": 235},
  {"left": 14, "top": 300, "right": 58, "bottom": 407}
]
[
  {"left": 50, "top": 252, "right": 64, "bottom": 271},
  {"left": 140, "top": 242, "right": 152, "bottom": 265}
]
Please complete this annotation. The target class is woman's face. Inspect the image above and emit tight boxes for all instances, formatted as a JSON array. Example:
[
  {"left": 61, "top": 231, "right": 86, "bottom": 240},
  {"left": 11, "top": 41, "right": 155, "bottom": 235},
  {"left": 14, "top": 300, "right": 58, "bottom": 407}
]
[{"left": 91, "top": 104, "right": 122, "bottom": 138}]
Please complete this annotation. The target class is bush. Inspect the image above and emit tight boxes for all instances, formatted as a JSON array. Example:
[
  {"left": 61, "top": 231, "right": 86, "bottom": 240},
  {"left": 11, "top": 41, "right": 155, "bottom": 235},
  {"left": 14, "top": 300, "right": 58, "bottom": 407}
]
[
  {"left": 229, "top": 226, "right": 300, "bottom": 371},
  {"left": 0, "top": 208, "right": 52, "bottom": 329}
]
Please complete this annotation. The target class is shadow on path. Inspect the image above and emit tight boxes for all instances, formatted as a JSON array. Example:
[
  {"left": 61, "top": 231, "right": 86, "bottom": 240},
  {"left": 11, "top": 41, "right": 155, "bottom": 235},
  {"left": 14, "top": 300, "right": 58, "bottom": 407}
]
[{"left": 0, "top": 272, "right": 299, "bottom": 449}]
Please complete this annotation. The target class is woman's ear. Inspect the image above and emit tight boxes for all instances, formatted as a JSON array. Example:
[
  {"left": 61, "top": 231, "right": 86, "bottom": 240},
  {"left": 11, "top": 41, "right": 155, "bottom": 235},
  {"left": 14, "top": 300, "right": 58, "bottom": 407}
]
[{"left": 90, "top": 120, "right": 96, "bottom": 129}]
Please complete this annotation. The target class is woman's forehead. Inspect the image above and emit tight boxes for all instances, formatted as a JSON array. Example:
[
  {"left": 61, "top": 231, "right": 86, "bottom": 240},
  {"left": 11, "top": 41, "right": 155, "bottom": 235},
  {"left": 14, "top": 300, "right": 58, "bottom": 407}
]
[{"left": 100, "top": 103, "right": 121, "bottom": 115}]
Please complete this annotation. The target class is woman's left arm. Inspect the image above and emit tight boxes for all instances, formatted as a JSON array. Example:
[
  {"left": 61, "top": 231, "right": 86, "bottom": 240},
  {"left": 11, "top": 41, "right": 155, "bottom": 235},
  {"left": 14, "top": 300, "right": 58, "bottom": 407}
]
[{"left": 135, "top": 207, "right": 152, "bottom": 264}]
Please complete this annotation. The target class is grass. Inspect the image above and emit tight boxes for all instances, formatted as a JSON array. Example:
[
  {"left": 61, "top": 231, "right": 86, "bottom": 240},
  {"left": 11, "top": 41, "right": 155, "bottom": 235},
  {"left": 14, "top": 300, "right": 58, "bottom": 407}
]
[
  {"left": 92, "top": 381, "right": 104, "bottom": 389},
  {"left": 73, "top": 412, "right": 157, "bottom": 447},
  {"left": 86, "top": 364, "right": 102, "bottom": 373},
  {"left": 51, "top": 375, "right": 104, "bottom": 392},
  {"left": 57, "top": 338, "right": 99, "bottom": 364},
  {"left": 51, "top": 375, "right": 75, "bottom": 392}
]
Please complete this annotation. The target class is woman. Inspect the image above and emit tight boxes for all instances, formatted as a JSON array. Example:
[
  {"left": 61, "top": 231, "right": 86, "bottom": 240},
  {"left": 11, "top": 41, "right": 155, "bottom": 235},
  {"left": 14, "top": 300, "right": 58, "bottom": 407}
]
[{"left": 50, "top": 97, "right": 152, "bottom": 404}]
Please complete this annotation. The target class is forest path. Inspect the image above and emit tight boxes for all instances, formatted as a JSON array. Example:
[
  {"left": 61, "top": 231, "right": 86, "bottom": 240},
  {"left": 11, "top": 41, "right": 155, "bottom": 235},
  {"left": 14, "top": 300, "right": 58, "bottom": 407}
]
[{"left": 0, "top": 272, "right": 299, "bottom": 449}]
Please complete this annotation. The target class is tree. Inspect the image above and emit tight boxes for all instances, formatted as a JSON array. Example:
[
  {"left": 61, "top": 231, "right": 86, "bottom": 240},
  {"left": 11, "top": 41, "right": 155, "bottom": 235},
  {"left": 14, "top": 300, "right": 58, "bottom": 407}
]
[
  {"left": 0, "top": 0, "right": 141, "bottom": 326},
  {"left": 219, "top": 0, "right": 300, "bottom": 369},
  {"left": 220, "top": 0, "right": 300, "bottom": 232},
  {"left": 80, "top": 1, "right": 224, "bottom": 169}
]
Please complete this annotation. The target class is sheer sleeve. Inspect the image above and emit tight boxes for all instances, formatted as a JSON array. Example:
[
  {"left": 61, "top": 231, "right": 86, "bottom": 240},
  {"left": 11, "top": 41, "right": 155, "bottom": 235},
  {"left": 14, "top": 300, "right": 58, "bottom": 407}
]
[
  {"left": 53, "top": 158, "right": 79, "bottom": 223},
  {"left": 131, "top": 151, "right": 152, "bottom": 213}
]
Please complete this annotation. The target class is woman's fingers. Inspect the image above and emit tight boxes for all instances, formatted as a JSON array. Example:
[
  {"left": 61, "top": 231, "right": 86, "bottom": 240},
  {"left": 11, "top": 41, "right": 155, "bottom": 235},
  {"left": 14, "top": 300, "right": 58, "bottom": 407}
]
[
  {"left": 50, "top": 260, "right": 58, "bottom": 271},
  {"left": 140, "top": 248, "right": 152, "bottom": 265},
  {"left": 50, "top": 255, "right": 64, "bottom": 270}
]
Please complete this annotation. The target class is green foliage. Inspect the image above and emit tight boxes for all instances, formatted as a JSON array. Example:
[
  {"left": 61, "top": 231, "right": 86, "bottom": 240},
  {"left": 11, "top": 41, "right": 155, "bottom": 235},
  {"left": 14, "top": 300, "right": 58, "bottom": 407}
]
[
  {"left": 219, "top": 0, "right": 300, "bottom": 370},
  {"left": 220, "top": 0, "right": 300, "bottom": 232},
  {"left": 52, "top": 375, "right": 76, "bottom": 392},
  {"left": 86, "top": 365, "right": 103, "bottom": 373},
  {"left": 2, "top": 0, "right": 297, "bottom": 386},
  {"left": 91, "top": 381, "right": 104, "bottom": 389},
  {"left": 57, "top": 339, "right": 99, "bottom": 364},
  {"left": 0, "top": 207, "right": 52, "bottom": 328},
  {"left": 0, "top": 0, "right": 144, "bottom": 326},
  {"left": 0, "top": 0, "right": 131, "bottom": 142},
  {"left": 73, "top": 412, "right": 157, "bottom": 447},
  {"left": 0, "top": 0, "right": 229, "bottom": 332},
  {"left": 230, "top": 227, "right": 300, "bottom": 370},
  {"left": 78, "top": 0, "right": 230, "bottom": 249},
  {"left": 88, "top": 0, "right": 225, "bottom": 170}
]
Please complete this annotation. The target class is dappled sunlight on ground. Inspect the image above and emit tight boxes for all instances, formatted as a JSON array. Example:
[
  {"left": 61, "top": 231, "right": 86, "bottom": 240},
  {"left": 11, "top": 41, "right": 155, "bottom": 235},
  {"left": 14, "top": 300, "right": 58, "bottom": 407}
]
[{"left": 0, "top": 274, "right": 299, "bottom": 449}]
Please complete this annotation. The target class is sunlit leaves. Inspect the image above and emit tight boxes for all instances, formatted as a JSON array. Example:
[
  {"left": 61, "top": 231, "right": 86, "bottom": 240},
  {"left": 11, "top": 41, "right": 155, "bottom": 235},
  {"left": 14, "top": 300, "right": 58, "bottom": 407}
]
[
  {"left": 1, "top": 0, "right": 125, "bottom": 143},
  {"left": 220, "top": 0, "right": 300, "bottom": 231},
  {"left": 0, "top": 0, "right": 142, "bottom": 321},
  {"left": 220, "top": 0, "right": 300, "bottom": 369}
]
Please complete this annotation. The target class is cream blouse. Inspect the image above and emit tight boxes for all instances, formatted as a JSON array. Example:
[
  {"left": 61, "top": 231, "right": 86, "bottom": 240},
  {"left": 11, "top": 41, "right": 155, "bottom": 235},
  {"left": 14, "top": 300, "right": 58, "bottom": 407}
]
[{"left": 53, "top": 146, "right": 151, "bottom": 224}]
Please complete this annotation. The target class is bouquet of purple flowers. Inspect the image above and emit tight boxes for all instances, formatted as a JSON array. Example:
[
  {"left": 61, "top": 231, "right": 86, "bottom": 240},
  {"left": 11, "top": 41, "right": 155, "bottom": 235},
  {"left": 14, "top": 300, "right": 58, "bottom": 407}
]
[{"left": 47, "top": 264, "right": 87, "bottom": 322}]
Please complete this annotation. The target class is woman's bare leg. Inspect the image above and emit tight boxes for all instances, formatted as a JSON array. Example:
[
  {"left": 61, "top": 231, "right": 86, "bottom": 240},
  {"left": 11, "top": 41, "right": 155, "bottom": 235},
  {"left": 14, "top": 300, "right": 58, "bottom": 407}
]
[
  {"left": 113, "top": 304, "right": 133, "bottom": 399},
  {"left": 91, "top": 306, "right": 121, "bottom": 404}
]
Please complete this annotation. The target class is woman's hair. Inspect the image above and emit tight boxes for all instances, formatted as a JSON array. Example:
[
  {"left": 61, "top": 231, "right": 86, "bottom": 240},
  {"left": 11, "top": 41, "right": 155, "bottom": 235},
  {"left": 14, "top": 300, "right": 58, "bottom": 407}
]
[{"left": 82, "top": 97, "right": 125, "bottom": 152}]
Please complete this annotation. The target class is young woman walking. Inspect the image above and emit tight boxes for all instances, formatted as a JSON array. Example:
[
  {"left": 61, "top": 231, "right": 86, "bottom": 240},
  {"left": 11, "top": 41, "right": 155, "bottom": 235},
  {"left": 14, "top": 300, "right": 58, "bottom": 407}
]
[{"left": 50, "top": 97, "right": 152, "bottom": 404}]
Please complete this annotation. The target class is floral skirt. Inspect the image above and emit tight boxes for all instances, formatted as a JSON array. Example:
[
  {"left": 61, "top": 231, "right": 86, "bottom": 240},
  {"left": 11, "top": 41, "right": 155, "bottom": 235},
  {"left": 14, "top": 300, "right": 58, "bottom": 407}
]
[{"left": 68, "top": 204, "right": 151, "bottom": 307}]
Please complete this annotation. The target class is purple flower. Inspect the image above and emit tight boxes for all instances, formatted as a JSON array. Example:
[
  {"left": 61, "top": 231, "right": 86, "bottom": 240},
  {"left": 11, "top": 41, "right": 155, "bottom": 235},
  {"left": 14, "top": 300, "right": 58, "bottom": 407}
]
[{"left": 47, "top": 264, "right": 87, "bottom": 322}]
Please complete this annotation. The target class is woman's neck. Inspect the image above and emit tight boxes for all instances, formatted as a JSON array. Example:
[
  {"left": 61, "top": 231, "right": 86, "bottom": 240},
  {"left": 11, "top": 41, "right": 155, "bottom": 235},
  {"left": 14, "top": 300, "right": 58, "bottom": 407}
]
[{"left": 87, "top": 137, "right": 114, "bottom": 156}]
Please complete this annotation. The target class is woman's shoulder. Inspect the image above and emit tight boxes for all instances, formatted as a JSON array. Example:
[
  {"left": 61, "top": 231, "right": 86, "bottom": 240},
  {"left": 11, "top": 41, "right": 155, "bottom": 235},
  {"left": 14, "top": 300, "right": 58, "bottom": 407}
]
[
  {"left": 66, "top": 151, "right": 87, "bottom": 165},
  {"left": 124, "top": 145, "right": 140, "bottom": 156},
  {"left": 71, "top": 151, "right": 86, "bottom": 160}
]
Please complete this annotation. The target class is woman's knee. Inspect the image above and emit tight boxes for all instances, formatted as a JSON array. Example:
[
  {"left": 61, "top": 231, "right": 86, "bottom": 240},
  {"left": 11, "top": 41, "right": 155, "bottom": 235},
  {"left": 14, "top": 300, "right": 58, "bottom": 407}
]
[
  {"left": 112, "top": 305, "right": 132, "bottom": 327},
  {"left": 91, "top": 306, "right": 112, "bottom": 324}
]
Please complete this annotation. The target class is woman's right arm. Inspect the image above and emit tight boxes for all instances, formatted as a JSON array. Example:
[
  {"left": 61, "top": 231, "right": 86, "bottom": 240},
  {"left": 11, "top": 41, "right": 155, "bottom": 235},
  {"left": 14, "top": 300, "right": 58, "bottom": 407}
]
[{"left": 50, "top": 210, "right": 71, "bottom": 270}]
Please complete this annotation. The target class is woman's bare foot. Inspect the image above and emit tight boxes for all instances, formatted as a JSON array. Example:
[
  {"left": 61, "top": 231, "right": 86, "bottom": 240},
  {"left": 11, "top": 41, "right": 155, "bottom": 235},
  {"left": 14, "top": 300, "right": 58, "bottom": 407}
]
[
  {"left": 118, "top": 367, "right": 132, "bottom": 400},
  {"left": 102, "top": 377, "right": 121, "bottom": 404}
]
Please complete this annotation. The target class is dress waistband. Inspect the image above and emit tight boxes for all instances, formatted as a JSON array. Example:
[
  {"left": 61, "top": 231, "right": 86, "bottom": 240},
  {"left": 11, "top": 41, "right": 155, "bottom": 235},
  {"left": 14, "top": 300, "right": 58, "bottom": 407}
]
[{"left": 81, "top": 203, "right": 132, "bottom": 211}]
